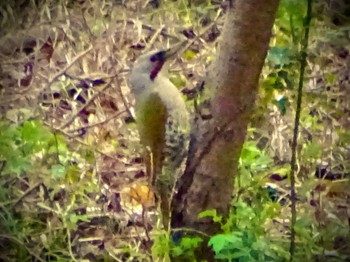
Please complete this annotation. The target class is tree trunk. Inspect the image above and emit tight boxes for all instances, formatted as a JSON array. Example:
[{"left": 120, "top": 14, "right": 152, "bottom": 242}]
[{"left": 172, "top": 0, "right": 280, "bottom": 259}]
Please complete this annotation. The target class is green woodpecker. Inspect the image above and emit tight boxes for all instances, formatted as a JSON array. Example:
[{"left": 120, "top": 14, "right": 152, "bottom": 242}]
[{"left": 129, "top": 48, "right": 190, "bottom": 229}]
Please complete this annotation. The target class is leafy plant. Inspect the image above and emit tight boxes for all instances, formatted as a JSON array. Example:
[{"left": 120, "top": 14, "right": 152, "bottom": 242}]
[
  {"left": 201, "top": 200, "right": 289, "bottom": 261},
  {"left": 197, "top": 141, "right": 290, "bottom": 261},
  {"left": 0, "top": 119, "right": 97, "bottom": 261}
]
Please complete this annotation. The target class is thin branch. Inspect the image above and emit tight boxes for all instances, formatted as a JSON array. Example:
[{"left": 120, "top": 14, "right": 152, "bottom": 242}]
[
  {"left": 120, "top": 19, "right": 179, "bottom": 40},
  {"left": 45, "top": 45, "right": 93, "bottom": 90},
  {"left": 289, "top": 0, "right": 312, "bottom": 260},
  {"left": 144, "top": 25, "right": 165, "bottom": 52},
  {"left": 58, "top": 80, "right": 112, "bottom": 129},
  {"left": 117, "top": 78, "right": 134, "bottom": 119},
  {"left": 12, "top": 182, "right": 53, "bottom": 208},
  {"left": 65, "top": 110, "right": 127, "bottom": 134},
  {"left": 44, "top": 121, "right": 124, "bottom": 163},
  {"left": 0, "top": 234, "right": 45, "bottom": 262},
  {"left": 171, "top": 227, "right": 210, "bottom": 238},
  {"left": 66, "top": 228, "right": 78, "bottom": 262},
  {"left": 12, "top": 182, "right": 43, "bottom": 207}
]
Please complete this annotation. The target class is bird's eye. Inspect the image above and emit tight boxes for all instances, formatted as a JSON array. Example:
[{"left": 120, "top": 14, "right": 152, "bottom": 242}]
[
  {"left": 150, "top": 51, "right": 166, "bottom": 62},
  {"left": 150, "top": 55, "right": 157, "bottom": 62}
]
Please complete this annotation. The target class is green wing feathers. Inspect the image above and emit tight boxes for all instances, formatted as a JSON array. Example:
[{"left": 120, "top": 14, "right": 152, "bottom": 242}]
[
  {"left": 135, "top": 92, "right": 189, "bottom": 230},
  {"left": 136, "top": 93, "right": 168, "bottom": 182}
]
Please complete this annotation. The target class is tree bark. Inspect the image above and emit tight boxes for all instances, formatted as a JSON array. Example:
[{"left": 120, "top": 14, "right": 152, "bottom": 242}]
[{"left": 172, "top": 0, "right": 280, "bottom": 259}]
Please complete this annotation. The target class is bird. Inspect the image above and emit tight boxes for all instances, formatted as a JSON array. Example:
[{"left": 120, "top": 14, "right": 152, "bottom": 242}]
[{"left": 129, "top": 47, "right": 190, "bottom": 230}]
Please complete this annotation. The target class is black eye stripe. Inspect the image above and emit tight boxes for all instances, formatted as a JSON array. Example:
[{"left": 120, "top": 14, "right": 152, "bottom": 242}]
[
  {"left": 150, "top": 51, "right": 166, "bottom": 62},
  {"left": 150, "top": 55, "right": 157, "bottom": 62}
]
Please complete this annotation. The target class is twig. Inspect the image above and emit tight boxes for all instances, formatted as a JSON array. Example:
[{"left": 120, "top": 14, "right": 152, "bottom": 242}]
[
  {"left": 81, "top": 9, "right": 94, "bottom": 39},
  {"left": 44, "top": 121, "right": 124, "bottom": 162},
  {"left": 117, "top": 78, "right": 134, "bottom": 119},
  {"left": 0, "top": 161, "right": 6, "bottom": 175},
  {"left": 66, "top": 228, "right": 78, "bottom": 262},
  {"left": 144, "top": 25, "right": 165, "bottom": 52},
  {"left": 45, "top": 45, "right": 93, "bottom": 90},
  {"left": 171, "top": 227, "right": 210, "bottom": 238},
  {"left": 12, "top": 182, "right": 53, "bottom": 208},
  {"left": 12, "top": 182, "right": 43, "bottom": 207},
  {"left": 53, "top": 131, "right": 60, "bottom": 164},
  {"left": 141, "top": 206, "right": 152, "bottom": 243},
  {"left": 119, "top": 19, "right": 179, "bottom": 40},
  {"left": 65, "top": 110, "right": 127, "bottom": 133},
  {"left": 58, "top": 80, "right": 112, "bottom": 129},
  {"left": 289, "top": 0, "right": 312, "bottom": 260},
  {"left": 0, "top": 234, "right": 45, "bottom": 262}
]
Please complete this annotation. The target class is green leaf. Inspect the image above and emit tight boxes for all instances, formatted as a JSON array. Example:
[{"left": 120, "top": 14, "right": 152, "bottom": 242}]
[
  {"left": 198, "top": 209, "right": 222, "bottom": 223},
  {"left": 51, "top": 164, "right": 66, "bottom": 178},
  {"left": 267, "top": 46, "right": 292, "bottom": 66},
  {"left": 208, "top": 234, "right": 228, "bottom": 253},
  {"left": 69, "top": 214, "right": 90, "bottom": 224},
  {"left": 198, "top": 209, "right": 216, "bottom": 218},
  {"left": 325, "top": 73, "right": 336, "bottom": 85},
  {"left": 209, "top": 233, "right": 248, "bottom": 260},
  {"left": 294, "top": 216, "right": 314, "bottom": 239},
  {"left": 338, "top": 130, "right": 350, "bottom": 145},
  {"left": 170, "top": 73, "right": 186, "bottom": 88},
  {"left": 276, "top": 0, "right": 306, "bottom": 34},
  {"left": 5, "top": 155, "right": 30, "bottom": 175},
  {"left": 302, "top": 142, "right": 322, "bottom": 159},
  {"left": 278, "top": 69, "right": 294, "bottom": 89},
  {"left": 240, "top": 141, "right": 272, "bottom": 173},
  {"left": 239, "top": 166, "right": 252, "bottom": 187},
  {"left": 183, "top": 49, "right": 197, "bottom": 60},
  {"left": 66, "top": 164, "right": 81, "bottom": 183},
  {"left": 180, "top": 237, "right": 202, "bottom": 249},
  {"left": 171, "top": 246, "right": 184, "bottom": 256},
  {"left": 272, "top": 96, "right": 289, "bottom": 115},
  {"left": 21, "top": 120, "right": 50, "bottom": 143},
  {"left": 279, "top": 0, "right": 306, "bottom": 18},
  {"left": 48, "top": 134, "right": 68, "bottom": 154}
]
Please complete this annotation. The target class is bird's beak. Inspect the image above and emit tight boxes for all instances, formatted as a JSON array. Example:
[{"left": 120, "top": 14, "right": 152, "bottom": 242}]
[
  {"left": 163, "top": 43, "right": 184, "bottom": 60},
  {"left": 149, "top": 43, "right": 186, "bottom": 80}
]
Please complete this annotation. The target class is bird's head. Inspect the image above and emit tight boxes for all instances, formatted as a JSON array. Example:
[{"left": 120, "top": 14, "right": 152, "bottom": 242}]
[
  {"left": 131, "top": 49, "right": 177, "bottom": 81},
  {"left": 129, "top": 45, "right": 183, "bottom": 96}
]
